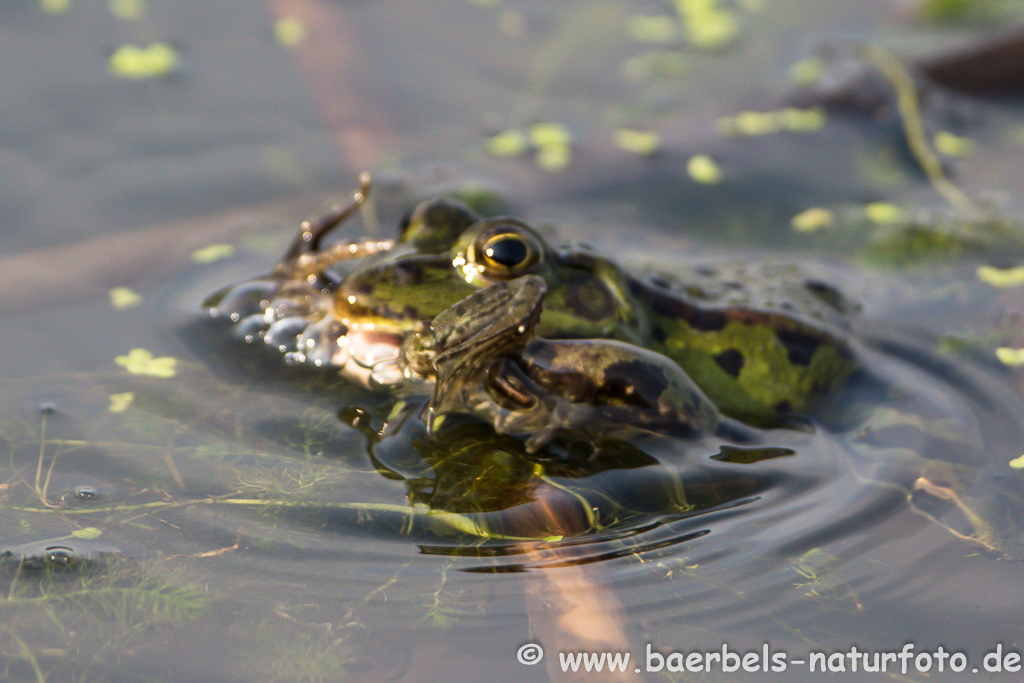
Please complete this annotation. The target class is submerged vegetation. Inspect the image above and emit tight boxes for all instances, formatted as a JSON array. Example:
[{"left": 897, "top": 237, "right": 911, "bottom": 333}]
[{"left": 0, "top": 356, "right": 745, "bottom": 680}]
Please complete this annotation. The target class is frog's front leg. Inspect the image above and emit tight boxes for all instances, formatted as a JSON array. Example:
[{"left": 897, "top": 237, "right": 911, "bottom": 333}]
[{"left": 479, "top": 358, "right": 602, "bottom": 453}]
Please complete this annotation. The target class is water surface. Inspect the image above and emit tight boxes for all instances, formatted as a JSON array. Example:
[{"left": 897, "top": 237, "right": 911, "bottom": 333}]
[{"left": 3, "top": 1, "right": 1024, "bottom": 681}]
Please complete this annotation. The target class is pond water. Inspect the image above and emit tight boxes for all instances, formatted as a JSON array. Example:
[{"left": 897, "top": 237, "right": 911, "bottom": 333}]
[{"left": 3, "top": 0, "right": 1024, "bottom": 681}]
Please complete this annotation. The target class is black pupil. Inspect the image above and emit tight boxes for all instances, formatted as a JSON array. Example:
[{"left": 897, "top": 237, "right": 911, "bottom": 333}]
[{"left": 485, "top": 237, "right": 528, "bottom": 268}]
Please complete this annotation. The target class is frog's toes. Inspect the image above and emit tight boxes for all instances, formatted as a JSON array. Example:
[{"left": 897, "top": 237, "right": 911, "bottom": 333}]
[
  {"left": 295, "top": 316, "right": 347, "bottom": 366},
  {"left": 265, "top": 317, "right": 314, "bottom": 353},
  {"left": 233, "top": 313, "right": 271, "bottom": 343},
  {"left": 205, "top": 279, "right": 279, "bottom": 321}
]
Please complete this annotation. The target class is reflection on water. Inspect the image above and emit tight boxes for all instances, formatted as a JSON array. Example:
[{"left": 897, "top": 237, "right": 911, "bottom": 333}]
[{"left": 3, "top": 273, "right": 1024, "bottom": 681}]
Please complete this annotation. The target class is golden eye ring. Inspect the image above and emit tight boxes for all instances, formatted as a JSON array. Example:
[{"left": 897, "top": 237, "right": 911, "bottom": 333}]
[{"left": 469, "top": 222, "right": 542, "bottom": 278}]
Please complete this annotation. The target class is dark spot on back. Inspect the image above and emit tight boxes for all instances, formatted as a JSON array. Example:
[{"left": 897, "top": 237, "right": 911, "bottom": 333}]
[
  {"left": 713, "top": 349, "right": 744, "bottom": 377},
  {"left": 600, "top": 360, "right": 669, "bottom": 408},
  {"left": 523, "top": 339, "right": 557, "bottom": 366},
  {"left": 776, "top": 329, "right": 820, "bottom": 366},
  {"left": 696, "top": 266, "right": 718, "bottom": 277},
  {"left": 629, "top": 279, "right": 728, "bottom": 330},
  {"left": 689, "top": 310, "right": 728, "bottom": 331},
  {"left": 774, "top": 400, "right": 791, "bottom": 413}
]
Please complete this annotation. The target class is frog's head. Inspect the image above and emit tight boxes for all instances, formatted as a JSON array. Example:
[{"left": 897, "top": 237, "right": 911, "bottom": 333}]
[
  {"left": 206, "top": 179, "right": 645, "bottom": 388},
  {"left": 336, "top": 199, "right": 644, "bottom": 342}
]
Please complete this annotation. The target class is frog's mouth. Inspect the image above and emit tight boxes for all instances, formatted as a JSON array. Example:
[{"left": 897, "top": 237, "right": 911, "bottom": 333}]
[{"left": 205, "top": 275, "right": 406, "bottom": 389}]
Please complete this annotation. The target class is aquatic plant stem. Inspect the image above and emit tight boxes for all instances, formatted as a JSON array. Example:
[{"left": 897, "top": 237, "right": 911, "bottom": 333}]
[
  {"left": 2, "top": 626, "right": 46, "bottom": 683},
  {"left": 31, "top": 412, "right": 59, "bottom": 508},
  {"left": 863, "top": 45, "right": 977, "bottom": 215},
  {"left": 6, "top": 497, "right": 553, "bottom": 542}
]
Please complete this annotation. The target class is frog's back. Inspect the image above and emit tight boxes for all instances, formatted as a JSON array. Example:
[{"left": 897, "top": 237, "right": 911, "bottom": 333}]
[{"left": 630, "top": 262, "right": 859, "bottom": 418}]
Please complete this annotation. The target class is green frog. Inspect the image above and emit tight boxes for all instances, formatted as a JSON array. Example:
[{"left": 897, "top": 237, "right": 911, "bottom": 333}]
[
  {"left": 401, "top": 274, "right": 721, "bottom": 451},
  {"left": 206, "top": 177, "right": 859, "bottom": 420},
  {"left": 204, "top": 179, "right": 1024, "bottom": 560}
]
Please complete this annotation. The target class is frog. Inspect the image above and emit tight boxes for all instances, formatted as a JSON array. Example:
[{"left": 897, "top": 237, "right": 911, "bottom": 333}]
[
  {"left": 205, "top": 176, "right": 859, "bottom": 421},
  {"left": 400, "top": 274, "right": 721, "bottom": 452},
  {"left": 204, "top": 179, "right": 1024, "bottom": 561}
]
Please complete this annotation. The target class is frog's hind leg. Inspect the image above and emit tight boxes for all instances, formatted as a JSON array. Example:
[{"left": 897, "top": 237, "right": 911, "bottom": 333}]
[{"left": 280, "top": 172, "right": 373, "bottom": 261}]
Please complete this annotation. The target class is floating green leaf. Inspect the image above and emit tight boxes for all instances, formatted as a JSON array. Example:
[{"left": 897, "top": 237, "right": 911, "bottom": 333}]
[
  {"left": 679, "top": 0, "right": 739, "bottom": 50},
  {"left": 487, "top": 129, "right": 527, "bottom": 158},
  {"left": 687, "top": 154, "right": 721, "bottom": 184},
  {"left": 40, "top": 0, "right": 71, "bottom": 14},
  {"left": 934, "top": 131, "right": 975, "bottom": 157},
  {"left": 996, "top": 347, "right": 1024, "bottom": 366},
  {"left": 535, "top": 143, "right": 571, "bottom": 172},
  {"left": 109, "top": 392, "right": 135, "bottom": 413},
  {"left": 191, "top": 243, "right": 236, "bottom": 264},
  {"left": 864, "top": 202, "right": 906, "bottom": 225},
  {"left": 109, "top": 286, "right": 142, "bottom": 309},
  {"left": 527, "top": 122, "right": 571, "bottom": 147},
  {"left": 790, "top": 58, "right": 824, "bottom": 86},
  {"left": 109, "top": 0, "right": 145, "bottom": 20},
  {"left": 115, "top": 348, "right": 178, "bottom": 378},
  {"left": 72, "top": 527, "right": 102, "bottom": 539},
  {"left": 274, "top": 16, "right": 306, "bottom": 47},
  {"left": 977, "top": 265, "right": 1024, "bottom": 288},
  {"left": 791, "top": 208, "right": 834, "bottom": 233},
  {"left": 613, "top": 128, "right": 662, "bottom": 156},
  {"left": 110, "top": 43, "right": 179, "bottom": 80}
]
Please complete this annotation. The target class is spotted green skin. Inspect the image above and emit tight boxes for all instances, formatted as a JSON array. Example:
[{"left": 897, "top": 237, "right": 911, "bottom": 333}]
[
  {"left": 408, "top": 275, "right": 720, "bottom": 450},
  {"left": 334, "top": 198, "right": 858, "bottom": 418}
]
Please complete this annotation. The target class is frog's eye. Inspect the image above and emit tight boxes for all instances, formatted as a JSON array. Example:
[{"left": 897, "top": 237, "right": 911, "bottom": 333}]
[
  {"left": 469, "top": 222, "right": 542, "bottom": 278},
  {"left": 483, "top": 234, "right": 530, "bottom": 267}
]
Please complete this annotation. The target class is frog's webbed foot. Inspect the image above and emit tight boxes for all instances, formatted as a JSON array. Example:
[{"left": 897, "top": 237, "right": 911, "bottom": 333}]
[
  {"left": 207, "top": 174, "right": 408, "bottom": 378},
  {"left": 273, "top": 174, "right": 395, "bottom": 282},
  {"left": 484, "top": 360, "right": 575, "bottom": 453}
]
